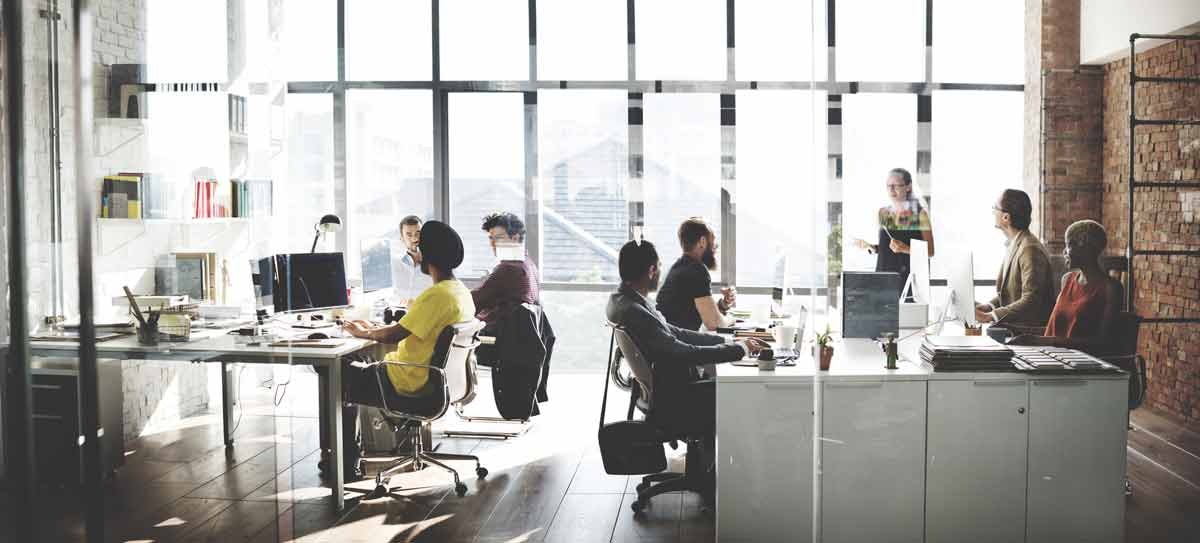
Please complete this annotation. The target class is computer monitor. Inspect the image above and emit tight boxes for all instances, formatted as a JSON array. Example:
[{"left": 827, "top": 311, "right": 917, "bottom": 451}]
[
  {"left": 841, "top": 271, "right": 903, "bottom": 338},
  {"left": 250, "top": 256, "right": 275, "bottom": 311},
  {"left": 274, "top": 252, "right": 349, "bottom": 312},
  {"left": 908, "top": 239, "right": 931, "bottom": 304},
  {"left": 771, "top": 254, "right": 790, "bottom": 309},
  {"left": 944, "top": 249, "right": 976, "bottom": 327},
  {"left": 360, "top": 238, "right": 394, "bottom": 293}
]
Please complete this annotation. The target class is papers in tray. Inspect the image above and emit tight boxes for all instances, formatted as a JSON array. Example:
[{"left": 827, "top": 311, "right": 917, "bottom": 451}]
[{"left": 920, "top": 335, "right": 1014, "bottom": 371}]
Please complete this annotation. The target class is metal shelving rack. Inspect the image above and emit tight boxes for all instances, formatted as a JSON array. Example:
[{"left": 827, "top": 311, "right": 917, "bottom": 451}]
[{"left": 1126, "top": 33, "right": 1200, "bottom": 324}]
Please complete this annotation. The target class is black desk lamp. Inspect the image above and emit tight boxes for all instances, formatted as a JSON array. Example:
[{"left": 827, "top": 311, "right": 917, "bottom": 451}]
[{"left": 311, "top": 214, "right": 342, "bottom": 253}]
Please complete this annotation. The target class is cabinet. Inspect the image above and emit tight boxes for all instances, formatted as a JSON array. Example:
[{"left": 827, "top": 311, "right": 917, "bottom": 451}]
[
  {"left": 926, "top": 379, "right": 1029, "bottom": 543},
  {"left": 820, "top": 380, "right": 926, "bottom": 543},
  {"left": 31, "top": 358, "right": 124, "bottom": 485},
  {"left": 716, "top": 381, "right": 815, "bottom": 543},
  {"left": 1026, "top": 378, "right": 1127, "bottom": 543}
]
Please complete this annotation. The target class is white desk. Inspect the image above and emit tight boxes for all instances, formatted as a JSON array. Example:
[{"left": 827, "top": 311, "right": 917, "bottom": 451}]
[
  {"left": 715, "top": 334, "right": 1129, "bottom": 543},
  {"left": 25, "top": 331, "right": 381, "bottom": 513}
]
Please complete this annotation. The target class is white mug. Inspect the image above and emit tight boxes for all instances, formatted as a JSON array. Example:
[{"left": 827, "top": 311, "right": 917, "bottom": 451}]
[{"left": 774, "top": 325, "right": 798, "bottom": 350}]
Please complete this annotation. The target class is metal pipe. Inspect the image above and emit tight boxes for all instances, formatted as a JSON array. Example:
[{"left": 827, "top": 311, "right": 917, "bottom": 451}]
[
  {"left": 71, "top": 0, "right": 104, "bottom": 540},
  {"left": 1126, "top": 35, "right": 1136, "bottom": 312},
  {"left": 3, "top": 0, "right": 37, "bottom": 539},
  {"left": 1132, "top": 33, "right": 1200, "bottom": 41}
]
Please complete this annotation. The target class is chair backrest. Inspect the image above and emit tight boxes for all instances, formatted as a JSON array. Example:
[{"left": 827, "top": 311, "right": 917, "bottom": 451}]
[
  {"left": 1108, "top": 310, "right": 1141, "bottom": 357},
  {"left": 431, "top": 320, "right": 485, "bottom": 406},
  {"left": 610, "top": 324, "right": 655, "bottom": 414}
]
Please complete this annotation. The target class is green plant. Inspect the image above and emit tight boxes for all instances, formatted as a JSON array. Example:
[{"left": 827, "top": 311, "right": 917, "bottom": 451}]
[{"left": 814, "top": 324, "right": 833, "bottom": 349}]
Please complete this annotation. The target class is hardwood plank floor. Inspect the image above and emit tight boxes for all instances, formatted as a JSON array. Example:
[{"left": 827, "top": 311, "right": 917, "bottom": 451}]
[{"left": 8, "top": 375, "right": 1200, "bottom": 542}]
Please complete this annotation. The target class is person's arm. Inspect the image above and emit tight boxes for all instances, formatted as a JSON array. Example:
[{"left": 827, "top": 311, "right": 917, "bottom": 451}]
[
  {"left": 343, "top": 321, "right": 412, "bottom": 344},
  {"left": 694, "top": 296, "right": 728, "bottom": 331},
  {"left": 922, "top": 228, "right": 935, "bottom": 258},
  {"left": 628, "top": 307, "right": 745, "bottom": 365},
  {"left": 992, "top": 247, "right": 1051, "bottom": 323},
  {"left": 471, "top": 263, "right": 515, "bottom": 310}
]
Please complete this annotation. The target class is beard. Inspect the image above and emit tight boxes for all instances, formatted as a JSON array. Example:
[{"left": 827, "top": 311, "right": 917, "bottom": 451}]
[
  {"left": 649, "top": 272, "right": 661, "bottom": 292},
  {"left": 701, "top": 246, "right": 717, "bottom": 270}
]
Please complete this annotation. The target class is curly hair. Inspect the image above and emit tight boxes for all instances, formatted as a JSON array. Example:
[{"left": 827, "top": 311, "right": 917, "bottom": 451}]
[
  {"left": 1065, "top": 219, "right": 1107, "bottom": 263},
  {"left": 481, "top": 212, "right": 525, "bottom": 242}
]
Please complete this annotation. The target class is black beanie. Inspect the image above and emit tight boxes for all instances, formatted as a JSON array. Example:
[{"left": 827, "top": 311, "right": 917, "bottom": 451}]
[{"left": 419, "top": 220, "right": 464, "bottom": 270}]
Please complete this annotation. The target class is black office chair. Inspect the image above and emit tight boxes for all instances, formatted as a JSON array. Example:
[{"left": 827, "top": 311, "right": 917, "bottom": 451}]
[
  {"left": 348, "top": 320, "right": 489, "bottom": 499},
  {"left": 607, "top": 323, "right": 711, "bottom": 514},
  {"left": 1092, "top": 310, "right": 1147, "bottom": 497}
]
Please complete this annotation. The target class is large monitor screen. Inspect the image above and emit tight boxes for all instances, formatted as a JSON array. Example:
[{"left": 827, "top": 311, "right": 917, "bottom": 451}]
[
  {"left": 360, "top": 239, "right": 394, "bottom": 293},
  {"left": 250, "top": 256, "right": 275, "bottom": 310},
  {"left": 275, "top": 252, "right": 349, "bottom": 312},
  {"left": 842, "top": 271, "right": 902, "bottom": 338}
]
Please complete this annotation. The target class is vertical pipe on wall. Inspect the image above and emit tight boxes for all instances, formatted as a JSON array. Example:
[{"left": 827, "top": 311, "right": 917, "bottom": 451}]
[
  {"left": 71, "top": 0, "right": 104, "bottom": 540},
  {"left": 1126, "top": 35, "right": 1136, "bottom": 312},
  {"left": 3, "top": 0, "right": 38, "bottom": 539}
]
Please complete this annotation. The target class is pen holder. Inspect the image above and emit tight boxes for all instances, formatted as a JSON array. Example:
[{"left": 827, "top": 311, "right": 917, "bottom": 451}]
[{"left": 137, "top": 321, "right": 160, "bottom": 346}]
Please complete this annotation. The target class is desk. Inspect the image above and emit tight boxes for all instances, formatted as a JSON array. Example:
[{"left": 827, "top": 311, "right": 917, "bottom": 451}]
[
  {"left": 26, "top": 331, "right": 381, "bottom": 513},
  {"left": 715, "top": 333, "right": 1129, "bottom": 543}
]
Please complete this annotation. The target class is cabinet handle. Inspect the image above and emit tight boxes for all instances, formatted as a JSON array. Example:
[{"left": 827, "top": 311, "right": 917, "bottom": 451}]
[
  {"left": 764, "top": 383, "right": 813, "bottom": 389},
  {"left": 33, "top": 414, "right": 64, "bottom": 421},
  {"left": 1017, "top": 407, "right": 1026, "bottom": 414},
  {"left": 826, "top": 381, "right": 885, "bottom": 388},
  {"left": 973, "top": 380, "right": 1024, "bottom": 387},
  {"left": 1032, "top": 380, "right": 1086, "bottom": 387},
  {"left": 32, "top": 384, "right": 63, "bottom": 391}
]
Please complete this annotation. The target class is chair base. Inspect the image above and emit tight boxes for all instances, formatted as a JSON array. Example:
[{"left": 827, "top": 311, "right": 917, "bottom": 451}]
[
  {"left": 348, "top": 422, "right": 487, "bottom": 501},
  {"left": 442, "top": 407, "right": 534, "bottom": 439},
  {"left": 630, "top": 439, "right": 713, "bottom": 514}
]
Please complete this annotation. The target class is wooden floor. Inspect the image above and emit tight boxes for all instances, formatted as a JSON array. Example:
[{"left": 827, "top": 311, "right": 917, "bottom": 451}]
[{"left": 3, "top": 372, "right": 1199, "bottom": 542}]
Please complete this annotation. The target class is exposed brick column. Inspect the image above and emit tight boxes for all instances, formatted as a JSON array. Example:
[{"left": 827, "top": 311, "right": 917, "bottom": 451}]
[{"left": 1026, "top": 0, "right": 1104, "bottom": 254}]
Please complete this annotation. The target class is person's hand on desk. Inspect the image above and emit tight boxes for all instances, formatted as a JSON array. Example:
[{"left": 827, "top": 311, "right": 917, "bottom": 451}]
[
  {"left": 738, "top": 338, "right": 769, "bottom": 357},
  {"left": 341, "top": 320, "right": 373, "bottom": 339},
  {"left": 889, "top": 239, "right": 910, "bottom": 254}
]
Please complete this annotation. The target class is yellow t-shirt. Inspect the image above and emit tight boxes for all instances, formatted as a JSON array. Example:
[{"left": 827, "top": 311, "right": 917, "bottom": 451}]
[{"left": 385, "top": 279, "right": 476, "bottom": 394}]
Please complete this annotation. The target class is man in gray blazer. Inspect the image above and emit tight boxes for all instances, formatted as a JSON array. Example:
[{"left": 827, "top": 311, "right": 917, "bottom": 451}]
[
  {"left": 975, "top": 189, "right": 1056, "bottom": 327},
  {"left": 606, "top": 239, "right": 765, "bottom": 436}
]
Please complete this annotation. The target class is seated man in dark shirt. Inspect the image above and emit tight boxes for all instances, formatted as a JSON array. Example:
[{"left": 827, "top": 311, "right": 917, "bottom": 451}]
[
  {"left": 655, "top": 217, "right": 736, "bottom": 331},
  {"left": 472, "top": 212, "right": 541, "bottom": 325},
  {"left": 606, "top": 239, "right": 765, "bottom": 438}
]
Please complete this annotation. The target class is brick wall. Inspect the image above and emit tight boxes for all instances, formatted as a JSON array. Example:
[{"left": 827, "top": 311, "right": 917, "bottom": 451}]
[{"left": 1101, "top": 38, "right": 1200, "bottom": 426}]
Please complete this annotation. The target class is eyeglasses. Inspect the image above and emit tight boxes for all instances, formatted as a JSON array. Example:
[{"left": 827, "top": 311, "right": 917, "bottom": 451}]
[{"left": 886, "top": 184, "right": 907, "bottom": 190}]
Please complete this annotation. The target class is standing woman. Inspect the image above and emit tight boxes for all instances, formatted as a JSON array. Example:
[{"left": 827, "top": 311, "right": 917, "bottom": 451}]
[{"left": 853, "top": 168, "right": 935, "bottom": 281}]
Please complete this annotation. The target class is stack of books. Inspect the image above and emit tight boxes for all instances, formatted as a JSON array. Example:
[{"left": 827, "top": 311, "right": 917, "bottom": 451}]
[
  {"left": 230, "top": 178, "right": 273, "bottom": 217},
  {"left": 919, "top": 335, "right": 1014, "bottom": 371},
  {"left": 193, "top": 178, "right": 227, "bottom": 218}
]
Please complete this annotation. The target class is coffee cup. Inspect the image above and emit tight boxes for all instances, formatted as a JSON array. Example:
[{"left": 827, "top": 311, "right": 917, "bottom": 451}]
[
  {"left": 774, "top": 325, "right": 798, "bottom": 350},
  {"left": 757, "top": 348, "right": 776, "bottom": 370}
]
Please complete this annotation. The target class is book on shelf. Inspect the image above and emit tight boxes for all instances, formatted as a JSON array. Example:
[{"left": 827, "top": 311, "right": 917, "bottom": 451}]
[
  {"left": 119, "top": 172, "right": 182, "bottom": 219},
  {"left": 193, "top": 178, "right": 232, "bottom": 218},
  {"left": 100, "top": 174, "right": 143, "bottom": 218},
  {"left": 230, "top": 178, "right": 273, "bottom": 217}
]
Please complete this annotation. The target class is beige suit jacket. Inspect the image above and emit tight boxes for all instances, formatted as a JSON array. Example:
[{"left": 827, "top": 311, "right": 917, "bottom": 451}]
[{"left": 988, "top": 230, "right": 1056, "bottom": 326}]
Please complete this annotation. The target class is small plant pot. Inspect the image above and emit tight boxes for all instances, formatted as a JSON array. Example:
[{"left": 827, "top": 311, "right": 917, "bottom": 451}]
[{"left": 815, "top": 345, "right": 834, "bottom": 371}]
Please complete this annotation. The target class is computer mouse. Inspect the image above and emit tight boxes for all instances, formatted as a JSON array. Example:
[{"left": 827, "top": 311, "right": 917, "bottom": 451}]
[{"left": 307, "top": 332, "right": 330, "bottom": 340}]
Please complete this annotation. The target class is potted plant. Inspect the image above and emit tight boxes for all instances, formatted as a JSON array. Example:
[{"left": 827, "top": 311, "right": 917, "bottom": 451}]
[{"left": 814, "top": 325, "right": 835, "bottom": 371}]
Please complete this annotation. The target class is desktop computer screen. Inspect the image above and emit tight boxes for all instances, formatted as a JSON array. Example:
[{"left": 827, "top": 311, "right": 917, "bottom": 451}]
[
  {"left": 946, "top": 250, "right": 975, "bottom": 324},
  {"left": 250, "top": 256, "right": 275, "bottom": 310},
  {"left": 360, "top": 238, "right": 394, "bottom": 293},
  {"left": 842, "top": 271, "right": 902, "bottom": 338},
  {"left": 274, "top": 252, "right": 349, "bottom": 312}
]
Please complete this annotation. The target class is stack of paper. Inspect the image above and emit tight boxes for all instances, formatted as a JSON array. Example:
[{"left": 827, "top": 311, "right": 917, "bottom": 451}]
[{"left": 919, "top": 335, "right": 1014, "bottom": 371}]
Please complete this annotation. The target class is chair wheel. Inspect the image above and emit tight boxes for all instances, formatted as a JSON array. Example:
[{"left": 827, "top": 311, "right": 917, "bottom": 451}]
[
  {"left": 631, "top": 500, "right": 645, "bottom": 514},
  {"left": 476, "top": 467, "right": 489, "bottom": 479},
  {"left": 455, "top": 482, "right": 468, "bottom": 497},
  {"left": 370, "top": 485, "right": 388, "bottom": 500}
]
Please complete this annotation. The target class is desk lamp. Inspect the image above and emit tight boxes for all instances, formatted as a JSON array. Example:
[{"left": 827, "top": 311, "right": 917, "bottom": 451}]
[{"left": 311, "top": 214, "right": 342, "bottom": 253}]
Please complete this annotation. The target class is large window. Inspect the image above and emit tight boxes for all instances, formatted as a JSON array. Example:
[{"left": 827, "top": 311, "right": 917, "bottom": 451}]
[
  {"left": 285, "top": 94, "right": 335, "bottom": 252},
  {"left": 346, "top": 90, "right": 435, "bottom": 280},
  {"left": 281, "top": 0, "right": 1025, "bottom": 296},
  {"left": 448, "top": 92, "right": 527, "bottom": 278},
  {"left": 735, "top": 90, "right": 827, "bottom": 288},
  {"left": 642, "top": 94, "right": 722, "bottom": 274},
  {"left": 538, "top": 90, "right": 628, "bottom": 283}
]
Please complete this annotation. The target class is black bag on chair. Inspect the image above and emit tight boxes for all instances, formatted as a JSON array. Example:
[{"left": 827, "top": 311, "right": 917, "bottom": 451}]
[{"left": 597, "top": 328, "right": 667, "bottom": 475}]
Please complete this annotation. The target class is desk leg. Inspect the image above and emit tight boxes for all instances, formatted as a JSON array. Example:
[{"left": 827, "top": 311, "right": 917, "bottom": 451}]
[
  {"left": 325, "top": 361, "right": 345, "bottom": 513},
  {"left": 221, "top": 361, "right": 236, "bottom": 447}
]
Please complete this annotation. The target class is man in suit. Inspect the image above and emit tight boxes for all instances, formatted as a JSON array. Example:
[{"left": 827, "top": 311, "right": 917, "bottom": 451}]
[
  {"left": 975, "top": 189, "right": 1056, "bottom": 327},
  {"left": 606, "top": 239, "right": 765, "bottom": 437}
]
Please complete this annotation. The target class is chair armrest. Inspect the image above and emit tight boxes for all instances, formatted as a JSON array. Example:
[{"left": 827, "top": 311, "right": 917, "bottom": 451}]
[
  {"left": 372, "top": 360, "right": 450, "bottom": 422},
  {"left": 478, "top": 335, "right": 497, "bottom": 345}
]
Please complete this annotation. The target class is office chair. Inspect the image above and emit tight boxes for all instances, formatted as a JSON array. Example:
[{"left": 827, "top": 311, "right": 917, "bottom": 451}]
[
  {"left": 1094, "top": 310, "right": 1147, "bottom": 497},
  {"left": 608, "top": 323, "right": 711, "bottom": 514},
  {"left": 349, "top": 320, "right": 489, "bottom": 499}
]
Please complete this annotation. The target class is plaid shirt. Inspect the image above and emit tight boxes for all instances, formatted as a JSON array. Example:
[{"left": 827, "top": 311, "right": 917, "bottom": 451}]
[{"left": 472, "top": 257, "right": 541, "bottom": 324}]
